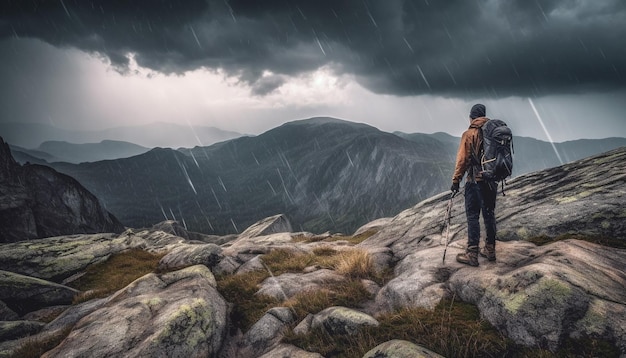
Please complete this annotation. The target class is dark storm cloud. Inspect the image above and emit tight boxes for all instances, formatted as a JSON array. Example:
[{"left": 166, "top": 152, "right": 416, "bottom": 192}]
[{"left": 1, "top": 0, "right": 625, "bottom": 97}]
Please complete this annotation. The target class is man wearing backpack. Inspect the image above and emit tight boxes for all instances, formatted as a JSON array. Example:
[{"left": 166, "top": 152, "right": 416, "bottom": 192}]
[{"left": 450, "top": 104, "right": 498, "bottom": 266}]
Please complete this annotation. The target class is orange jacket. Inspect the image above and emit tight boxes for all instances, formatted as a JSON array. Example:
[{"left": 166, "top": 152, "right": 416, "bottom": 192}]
[{"left": 452, "top": 117, "right": 489, "bottom": 184}]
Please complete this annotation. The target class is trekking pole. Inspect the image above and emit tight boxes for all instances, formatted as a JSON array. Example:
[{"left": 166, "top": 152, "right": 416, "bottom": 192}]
[{"left": 442, "top": 191, "right": 457, "bottom": 264}]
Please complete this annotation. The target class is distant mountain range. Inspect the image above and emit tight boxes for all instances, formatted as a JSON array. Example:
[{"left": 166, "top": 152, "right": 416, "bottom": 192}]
[
  {"left": 10, "top": 140, "right": 150, "bottom": 164},
  {"left": 43, "top": 117, "right": 626, "bottom": 236},
  {"left": 0, "top": 122, "right": 243, "bottom": 149},
  {"left": 48, "top": 118, "right": 455, "bottom": 234}
]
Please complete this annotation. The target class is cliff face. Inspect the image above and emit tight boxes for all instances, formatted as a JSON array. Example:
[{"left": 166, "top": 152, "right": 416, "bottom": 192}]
[{"left": 0, "top": 137, "right": 125, "bottom": 242}]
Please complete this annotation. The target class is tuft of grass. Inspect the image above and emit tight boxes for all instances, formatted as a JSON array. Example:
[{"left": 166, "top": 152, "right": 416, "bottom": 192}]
[
  {"left": 333, "top": 249, "right": 374, "bottom": 280},
  {"left": 528, "top": 233, "right": 626, "bottom": 249},
  {"left": 260, "top": 248, "right": 317, "bottom": 274},
  {"left": 284, "top": 280, "right": 373, "bottom": 322},
  {"left": 312, "top": 246, "right": 338, "bottom": 257},
  {"left": 69, "top": 249, "right": 166, "bottom": 303},
  {"left": 12, "top": 327, "right": 72, "bottom": 358},
  {"left": 216, "top": 271, "right": 279, "bottom": 332}
]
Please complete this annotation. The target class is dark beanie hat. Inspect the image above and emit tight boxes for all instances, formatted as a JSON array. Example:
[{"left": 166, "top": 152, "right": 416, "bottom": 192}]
[{"left": 470, "top": 104, "right": 486, "bottom": 119}]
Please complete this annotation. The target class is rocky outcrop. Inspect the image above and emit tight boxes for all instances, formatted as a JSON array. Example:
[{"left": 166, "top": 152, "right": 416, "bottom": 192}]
[
  {"left": 0, "top": 137, "right": 125, "bottom": 243},
  {"left": 42, "top": 265, "right": 228, "bottom": 358},
  {"left": 359, "top": 146, "right": 626, "bottom": 261},
  {"left": 357, "top": 147, "right": 626, "bottom": 352},
  {"left": 0, "top": 233, "right": 136, "bottom": 282},
  {"left": 157, "top": 242, "right": 223, "bottom": 271},
  {"left": 238, "top": 214, "right": 293, "bottom": 239},
  {"left": 449, "top": 240, "right": 626, "bottom": 352}
]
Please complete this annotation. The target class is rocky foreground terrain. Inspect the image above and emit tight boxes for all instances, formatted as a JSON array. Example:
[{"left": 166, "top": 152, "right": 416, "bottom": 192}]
[{"left": 0, "top": 147, "right": 625, "bottom": 357}]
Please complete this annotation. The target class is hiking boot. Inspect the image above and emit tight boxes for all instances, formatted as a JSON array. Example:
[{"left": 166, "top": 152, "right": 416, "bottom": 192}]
[
  {"left": 456, "top": 246, "right": 479, "bottom": 267},
  {"left": 480, "top": 244, "right": 496, "bottom": 261}
]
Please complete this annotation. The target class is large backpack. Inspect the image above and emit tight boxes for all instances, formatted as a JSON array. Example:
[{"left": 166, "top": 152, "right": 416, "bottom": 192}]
[{"left": 473, "top": 119, "right": 514, "bottom": 183}]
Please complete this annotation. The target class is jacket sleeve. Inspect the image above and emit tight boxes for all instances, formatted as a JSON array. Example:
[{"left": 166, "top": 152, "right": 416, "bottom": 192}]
[{"left": 452, "top": 131, "right": 471, "bottom": 184}]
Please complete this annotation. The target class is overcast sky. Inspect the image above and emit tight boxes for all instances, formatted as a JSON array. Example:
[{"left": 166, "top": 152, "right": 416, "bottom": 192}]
[{"left": 1, "top": 0, "right": 625, "bottom": 143}]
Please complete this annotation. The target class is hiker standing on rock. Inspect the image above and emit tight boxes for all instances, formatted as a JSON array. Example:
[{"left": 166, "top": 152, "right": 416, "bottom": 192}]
[{"left": 451, "top": 104, "right": 497, "bottom": 266}]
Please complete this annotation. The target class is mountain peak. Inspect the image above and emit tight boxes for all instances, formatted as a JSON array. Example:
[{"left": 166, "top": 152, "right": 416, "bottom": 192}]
[{"left": 283, "top": 117, "right": 378, "bottom": 130}]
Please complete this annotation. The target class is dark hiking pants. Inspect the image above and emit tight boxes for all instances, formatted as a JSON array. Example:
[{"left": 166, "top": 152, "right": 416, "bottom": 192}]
[{"left": 464, "top": 181, "right": 497, "bottom": 248}]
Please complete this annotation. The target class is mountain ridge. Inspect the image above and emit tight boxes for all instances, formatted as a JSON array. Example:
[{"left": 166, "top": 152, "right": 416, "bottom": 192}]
[
  {"left": 0, "top": 121, "right": 244, "bottom": 149},
  {"left": 49, "top": 117, "right": 454, "bottom": 235}
]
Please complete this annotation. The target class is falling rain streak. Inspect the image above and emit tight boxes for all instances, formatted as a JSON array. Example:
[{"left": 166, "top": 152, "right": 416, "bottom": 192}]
[
  {"left": 346, "top": 150, "right": 354, "bottom": 167},
  {"left": 230, "top": 218, "right": 239, "bottom": 233},
  {"left": 528, "top": 98, "right": 564, "bottom": 165},
  {"left": 180, "top": 163, "right": 197, "bottom": 194},
  {"left": 313, "top": 29, "right": 326, "bottom": 56},
  {"left": 190, "top": 25, "right": 202, "bottom": 50},
  {"left": 59, "top": 0, "right": 71, "bottom": 18},
  {"left": 416, "top": 65, "right": 431, "bottom": 90},
  {"left": 210, "top": 186, "right": 222, "bottom": 210}
]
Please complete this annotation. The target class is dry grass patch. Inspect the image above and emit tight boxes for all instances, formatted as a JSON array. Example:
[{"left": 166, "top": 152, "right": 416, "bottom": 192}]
[
  {"left": 216, "top": 270, "right": 279, "bottom": 331},
  {"left": 12, "top": 327, "right": 72, "bottom": 358},
  {"left": 69, "top": 249, "right": 166, "bottom": 303},
  {"left": 284, "top": 280, "right": 373, "bottom": 322},
  {"left": 333, "top": 249, "right": 373, "bottom": 279}
]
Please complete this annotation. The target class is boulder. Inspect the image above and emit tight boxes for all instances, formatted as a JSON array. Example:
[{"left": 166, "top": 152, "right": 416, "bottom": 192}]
[
  {"left": 238, "top": 214, "right": 293, "bottom": 239},
  {"left": 157, "top": 242, "right": 223, "bottom": 271},
  {"left": 0, "top": 270, "right": 78, "bottom": 315},
  {"left": 310, "top": 306, "right": 379, "bottom": 336},
  {"left": 363, "top": 339, "right": 444, "bottom": 358},
  {"left": 257, "top": 269, "right": 345, "bottom": 300},
  {"left": 42, "top": 265, "right": 228, "bottom": 358},
  {"left": 237, "top": 307, "right": 295, "bottom": 357},
  {"left": 374, "top": 247, "right": 455, "bottom": 312}
]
